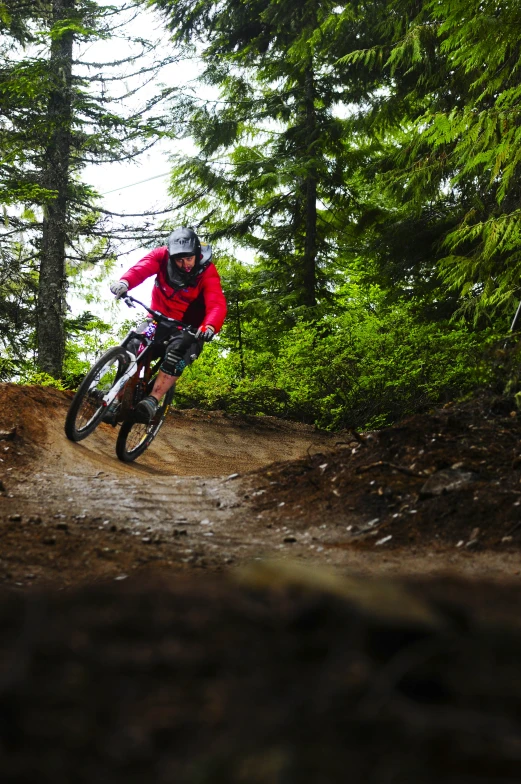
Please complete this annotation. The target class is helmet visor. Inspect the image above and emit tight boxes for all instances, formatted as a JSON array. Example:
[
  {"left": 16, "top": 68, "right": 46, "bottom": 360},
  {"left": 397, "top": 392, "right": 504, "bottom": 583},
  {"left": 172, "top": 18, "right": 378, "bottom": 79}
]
[{"left": 171, "top": 252, "right": 195, "bottom": 260}]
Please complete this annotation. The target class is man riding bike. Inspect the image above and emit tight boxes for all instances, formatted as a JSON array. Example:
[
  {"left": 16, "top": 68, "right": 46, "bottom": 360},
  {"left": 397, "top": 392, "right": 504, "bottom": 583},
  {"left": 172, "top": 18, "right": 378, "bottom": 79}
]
[{"left": 109, "top": 227, "right": 227, "bottom": 423}]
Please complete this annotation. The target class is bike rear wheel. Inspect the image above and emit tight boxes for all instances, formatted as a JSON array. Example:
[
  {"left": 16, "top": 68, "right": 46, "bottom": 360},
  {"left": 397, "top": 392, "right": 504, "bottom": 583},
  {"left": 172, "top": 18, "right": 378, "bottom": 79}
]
[
  {"left": 65, "top": 347, "right": 129, "bottom": 442},
  {"left": 115, "top": 387, "right": 175, "bottom": 462}
]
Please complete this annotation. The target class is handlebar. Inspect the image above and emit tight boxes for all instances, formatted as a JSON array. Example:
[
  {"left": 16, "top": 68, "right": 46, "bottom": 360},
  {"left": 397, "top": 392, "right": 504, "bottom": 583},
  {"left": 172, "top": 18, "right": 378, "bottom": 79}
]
[
  {"left": 123, "top": 294, "right": 177, "bottom": 323},
  {"left": 122, "top": 294, "right": 197, "bottom": 337}
]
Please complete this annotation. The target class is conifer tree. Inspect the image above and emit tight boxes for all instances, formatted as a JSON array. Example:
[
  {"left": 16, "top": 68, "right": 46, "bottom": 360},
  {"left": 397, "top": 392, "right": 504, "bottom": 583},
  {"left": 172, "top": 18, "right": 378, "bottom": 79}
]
[
  {"left": 37, "top": 0, "right": 75, "bottom": 375},
  {"left": 427, "top": 0, "right": 521, "bottom": 316},
  {"left": 0, "top": 0, "right": 182, "bottom": 377},
  {"left": 149, "top": 0, "right": 383, "bottom": 319},
  {"left": 336, "top": 0, "right": 521, "bottom": 320}
]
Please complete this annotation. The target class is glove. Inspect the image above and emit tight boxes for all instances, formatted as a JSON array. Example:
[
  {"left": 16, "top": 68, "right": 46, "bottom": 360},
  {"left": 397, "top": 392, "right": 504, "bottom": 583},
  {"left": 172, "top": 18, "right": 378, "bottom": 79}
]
[
  {"left": 196, "top": 324, "right": 215, "bottom": 342},
  {"left": 110, "top": 280, "right": 129, "bottom": 299}
]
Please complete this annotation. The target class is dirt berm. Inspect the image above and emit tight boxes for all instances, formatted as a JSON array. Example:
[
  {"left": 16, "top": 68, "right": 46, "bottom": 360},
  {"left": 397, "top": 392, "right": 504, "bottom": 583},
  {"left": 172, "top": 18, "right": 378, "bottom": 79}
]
[{"left": 1, "top": 383, "right": 521, "bottom": 781}]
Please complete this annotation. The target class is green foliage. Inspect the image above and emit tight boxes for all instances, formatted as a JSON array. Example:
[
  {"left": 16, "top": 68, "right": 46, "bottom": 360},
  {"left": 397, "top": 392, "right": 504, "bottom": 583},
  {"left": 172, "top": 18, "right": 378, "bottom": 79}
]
[
  {"left": 152, "top": 0, "right": 371, "bottom": 311},
  {"left": 16, "top": 371, "right": 68, "bottom": 390},
  {"left": 146, "top": 0, "right": 521, "bottom": 429},
  {"left": 343, "top": 0, "right": 521, "bottom": 319},
  {"left": 0, "top": 229, "right": 39, "bottom": 380},
  {"left": 175, "top": 296, "right": 499, "bottom": 430},
  {"left": 273, "top": 310, "right": 497, "bottom": 430},
  {"left": 0, "top": 0, "right": 187, "bottom": 378},
  {"left": 5, "top": 0, "right": 521, "bottom": 430},
  {"left": 62, "top": 311, "right": 117, "bottom": 388}
]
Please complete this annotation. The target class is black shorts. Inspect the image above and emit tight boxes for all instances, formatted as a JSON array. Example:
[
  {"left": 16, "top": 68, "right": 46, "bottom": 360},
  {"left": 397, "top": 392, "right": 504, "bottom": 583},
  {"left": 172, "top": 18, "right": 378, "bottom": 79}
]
[
  {"left": 131, "top": 320, "right": 202, "bottom": 377},
  {"left": 162, "top": 330, "right": 202, "bottom": 376}
]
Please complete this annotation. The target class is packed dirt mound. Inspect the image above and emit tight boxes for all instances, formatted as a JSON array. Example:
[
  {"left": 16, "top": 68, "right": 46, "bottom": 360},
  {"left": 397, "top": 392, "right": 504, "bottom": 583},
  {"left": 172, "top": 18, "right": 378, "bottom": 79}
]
[
  {"left": 2, "top": 566, "right": 521, "bottom": 783},
  {"left": 248, "top": 395, "right": 521, "bottom": 551},
  {"left": 0, "top": 383, "right": 336, "bottom": 477},
  {"left": 0, "top": 383, "right": 343, "bottom": 589}
]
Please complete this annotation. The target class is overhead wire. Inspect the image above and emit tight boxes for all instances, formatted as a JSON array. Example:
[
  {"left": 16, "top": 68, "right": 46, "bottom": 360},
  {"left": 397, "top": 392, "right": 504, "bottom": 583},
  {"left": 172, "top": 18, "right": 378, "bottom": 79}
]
[{"left": 100, "top": 171, "right": 171, "bottom": 194}]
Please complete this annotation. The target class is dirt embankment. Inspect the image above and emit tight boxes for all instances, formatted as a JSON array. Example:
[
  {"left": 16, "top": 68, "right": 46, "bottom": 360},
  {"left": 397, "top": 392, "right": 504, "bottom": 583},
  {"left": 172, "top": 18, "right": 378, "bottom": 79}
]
[
  {"left": 1, "top": 384, "right": 521, "bottom": 589},
  {"left": 248, "top": 394, "right": 521, "bottom": 552},
  {"left": 1, "top": 384, "right": 521, "bottom": 588},
  {"left": 0, "top": 384, "right": 340, "bottom": 588}
]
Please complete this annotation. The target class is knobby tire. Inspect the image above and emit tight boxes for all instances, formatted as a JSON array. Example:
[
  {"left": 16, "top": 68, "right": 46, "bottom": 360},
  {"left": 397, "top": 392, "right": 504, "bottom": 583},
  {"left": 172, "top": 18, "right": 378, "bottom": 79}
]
[
  {"left": 64, "top": 347, "right": 129, "bottom": 442},
  {"left": 115, "top": 387, "right": 175, "bottom": 463}
]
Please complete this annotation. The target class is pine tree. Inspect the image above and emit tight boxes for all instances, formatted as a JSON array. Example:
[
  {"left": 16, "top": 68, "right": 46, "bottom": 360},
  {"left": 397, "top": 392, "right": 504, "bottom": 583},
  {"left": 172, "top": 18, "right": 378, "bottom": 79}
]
[
  {"left": 36, "top": 0, "right": 75, "bottom": 375},
  {"left": 0, "top": 0, "right": 183, "bottom": 377},
  {"left": 150, "top": 0, "right": 380, "bottom": 319}
]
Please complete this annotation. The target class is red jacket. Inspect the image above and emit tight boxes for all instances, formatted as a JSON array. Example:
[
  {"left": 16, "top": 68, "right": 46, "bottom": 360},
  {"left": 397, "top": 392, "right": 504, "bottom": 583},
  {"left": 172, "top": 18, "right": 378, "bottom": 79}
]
[{"left": 120, "top": 246, "right": 227, "bottom": 332}]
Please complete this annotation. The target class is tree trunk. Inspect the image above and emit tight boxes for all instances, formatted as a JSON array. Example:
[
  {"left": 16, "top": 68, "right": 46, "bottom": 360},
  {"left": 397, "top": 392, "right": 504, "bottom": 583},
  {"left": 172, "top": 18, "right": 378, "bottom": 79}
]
[
  {"left": 37, "top": 0, "right": 75, "bottom": 377},
  {"left": 302, "top": 61, "right": 317, "bottom": 308}
]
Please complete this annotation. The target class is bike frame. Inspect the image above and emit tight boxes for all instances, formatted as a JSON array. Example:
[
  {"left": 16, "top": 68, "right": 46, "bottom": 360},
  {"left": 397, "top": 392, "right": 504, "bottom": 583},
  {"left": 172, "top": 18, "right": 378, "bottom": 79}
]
[{"left": 100, "top": 295, "right": 197, "bottom": 416}]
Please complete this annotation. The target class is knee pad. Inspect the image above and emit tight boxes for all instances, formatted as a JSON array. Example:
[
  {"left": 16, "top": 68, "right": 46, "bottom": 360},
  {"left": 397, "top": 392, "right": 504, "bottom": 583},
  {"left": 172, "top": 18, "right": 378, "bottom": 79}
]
[
  {"left": 160, "top": 342, "right": 183, "bottom": 376},
  {"left": 160, "top": 334, "right": 202, "bottom": 377}
]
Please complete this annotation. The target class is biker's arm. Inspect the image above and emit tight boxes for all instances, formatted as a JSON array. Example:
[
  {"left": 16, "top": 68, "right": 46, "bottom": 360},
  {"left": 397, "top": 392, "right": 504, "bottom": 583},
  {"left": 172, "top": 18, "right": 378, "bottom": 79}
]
[
  {"left": 118, "top": 247, "right": 165, "bottom": 291},
  {"left": 200, "top": 265, "right": 227, "bottom": 333}
]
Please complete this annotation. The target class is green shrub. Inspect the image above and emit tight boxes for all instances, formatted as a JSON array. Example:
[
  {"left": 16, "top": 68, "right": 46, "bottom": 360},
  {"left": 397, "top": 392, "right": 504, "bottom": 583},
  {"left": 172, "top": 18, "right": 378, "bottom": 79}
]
[
  {"left": 173, "top": 301, "right": 501, "bottom": 430},
  {"left": 17, "top": 371, "right": 68, "bottom": 390}
]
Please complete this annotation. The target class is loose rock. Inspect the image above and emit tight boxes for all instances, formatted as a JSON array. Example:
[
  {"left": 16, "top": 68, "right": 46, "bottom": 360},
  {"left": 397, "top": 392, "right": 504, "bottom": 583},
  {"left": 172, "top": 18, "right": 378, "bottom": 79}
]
[{"left": 420, "top": 468, "right": 477, "bottom": 498}]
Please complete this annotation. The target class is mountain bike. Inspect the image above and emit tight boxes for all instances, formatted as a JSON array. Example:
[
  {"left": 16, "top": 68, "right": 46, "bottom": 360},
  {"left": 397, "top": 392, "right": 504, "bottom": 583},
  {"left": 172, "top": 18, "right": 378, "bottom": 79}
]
[{"left": 64, "top": 295, "right": 197, "bottom": 463}]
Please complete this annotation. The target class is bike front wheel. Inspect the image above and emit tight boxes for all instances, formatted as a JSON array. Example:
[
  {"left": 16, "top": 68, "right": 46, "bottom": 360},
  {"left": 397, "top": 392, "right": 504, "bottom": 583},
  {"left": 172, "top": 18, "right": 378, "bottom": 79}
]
[
  {"left": 115, "top": 387, "right": 175, "bottom": 463},
  {"left": 65, "top": 347, "right": 129, "bottom": 442}
]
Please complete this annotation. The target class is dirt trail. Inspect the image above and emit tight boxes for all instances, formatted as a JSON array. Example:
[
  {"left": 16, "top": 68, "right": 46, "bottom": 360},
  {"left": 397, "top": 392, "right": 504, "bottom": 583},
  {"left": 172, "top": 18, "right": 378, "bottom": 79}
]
[
  {"left": 8, "top": 385, "right": 332, "bottom": 478},
  {"left": 0, "top": 384, "right": 341, "bottom": 586},
  {"left": 1, "top": 384, "right": 520, "bottom": 589}
]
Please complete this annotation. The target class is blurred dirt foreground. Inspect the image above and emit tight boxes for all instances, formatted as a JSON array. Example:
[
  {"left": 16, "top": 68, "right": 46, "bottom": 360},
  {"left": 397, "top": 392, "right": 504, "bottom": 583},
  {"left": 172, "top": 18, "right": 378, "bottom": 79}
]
[{"left": 1, "top": 383, "right": 521, "bottom": 782}]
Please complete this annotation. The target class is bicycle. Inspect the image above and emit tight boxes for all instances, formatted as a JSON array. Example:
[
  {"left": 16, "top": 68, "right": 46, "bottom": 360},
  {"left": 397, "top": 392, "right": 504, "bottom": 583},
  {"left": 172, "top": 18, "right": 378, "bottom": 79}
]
[{"left": 64, "top": 295, "right": 198, "bottom": 463}]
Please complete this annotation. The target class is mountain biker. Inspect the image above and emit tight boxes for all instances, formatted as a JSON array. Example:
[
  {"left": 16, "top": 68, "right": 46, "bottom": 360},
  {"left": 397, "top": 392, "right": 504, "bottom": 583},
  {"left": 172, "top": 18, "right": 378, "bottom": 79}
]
[{"left": 109, "top": 227, "right": 227, "bottom": 423}]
